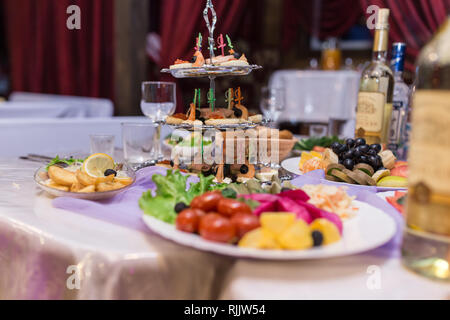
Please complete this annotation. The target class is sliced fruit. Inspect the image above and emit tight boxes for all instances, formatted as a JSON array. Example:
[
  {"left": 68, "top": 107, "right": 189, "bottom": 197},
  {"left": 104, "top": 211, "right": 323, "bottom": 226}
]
[
  {"left": 277, "top": 220, "right": 313, "bottom": 250},
  {"left": 372, "top": 169, "right": 390, "bottom": 183},
  {"left": 377, "top": 176, "right": 408, "bottom": 188},
  {"left": 238, "top": 228, "right": 280, "bottom": 249},
  {"left": 390, "top": 165, "right": 409, "bottom": 178},
  {"left": 260, "top": 212, "right": 296, "bottom": 236},
  {"left": 379, "top": 150, "right": 396, "bottom": 170},
  {"left": 82, "top": 153, "right": 115, "bottom": 178},
  {"left": 48, "top": 165, "right": 77, "bottom": 187},
  {"left": 303, "top": 158, "right": 325, "bottom": 173},
  {"left": 354, "top": 163, "right": 374, "bottom": 176},
  {"left": 309, "top": 218, "right": 341, "bottom": 245},
  {"left": 299, "top": 151, "right": 323, "bottom": 170},
  {"left": 394, "top": 161, "right": 408, "bottom": 168},
  {"left": 310, "top": 151, "right": 323, "bottom": 159}
]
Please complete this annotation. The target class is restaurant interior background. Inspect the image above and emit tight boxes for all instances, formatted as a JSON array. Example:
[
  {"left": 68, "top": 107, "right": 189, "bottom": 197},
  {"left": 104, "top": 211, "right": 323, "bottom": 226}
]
[{"left": 1, "top": 0, "right": 447, "bottom": 131}]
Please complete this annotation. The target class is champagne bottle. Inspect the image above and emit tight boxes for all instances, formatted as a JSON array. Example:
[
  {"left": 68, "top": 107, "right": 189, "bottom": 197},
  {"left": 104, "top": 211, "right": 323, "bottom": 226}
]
[
  {"left": 402, "top": 18, "right": 450, "bottom": 281},
  {"left": 355, "top": 9, "right": 394, "bottom": 145}
]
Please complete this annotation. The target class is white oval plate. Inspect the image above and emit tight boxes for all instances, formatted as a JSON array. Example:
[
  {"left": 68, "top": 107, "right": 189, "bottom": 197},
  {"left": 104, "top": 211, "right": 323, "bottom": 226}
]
[
  {"left": 141, "top": 200, "right": 397, "bottom": 260},
  {"left": 281, "top": 157, "right": 407, "bottom": 192}
]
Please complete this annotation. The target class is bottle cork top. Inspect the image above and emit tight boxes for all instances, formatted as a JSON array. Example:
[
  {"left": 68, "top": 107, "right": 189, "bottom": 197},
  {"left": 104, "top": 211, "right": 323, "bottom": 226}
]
[{"left": 376, "top": 8, "right": 390, "bottom": 29}]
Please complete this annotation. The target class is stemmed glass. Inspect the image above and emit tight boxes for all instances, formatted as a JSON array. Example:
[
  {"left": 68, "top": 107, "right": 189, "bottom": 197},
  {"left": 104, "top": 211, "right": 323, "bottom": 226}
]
[
  {"left": 260, "top": 87, "right": 286, "bottom": 169},
  {"left": 140, "top": 82, "right": 176, "bottom": 160},
  {"left": 260, "top": 87, "right": 285, "bottom": 125}
]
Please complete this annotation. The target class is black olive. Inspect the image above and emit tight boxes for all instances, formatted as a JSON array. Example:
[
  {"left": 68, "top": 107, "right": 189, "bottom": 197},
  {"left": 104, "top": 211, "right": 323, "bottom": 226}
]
[
  {"left": 345, "top": 138, "right": 355, "bottom": 148},
  {"left": 174, "top": 202, "right": 189, "bottom": 214},
  {"left": 240, "top": 165, "right": 249, "bottom": 174},
  {"left": 366, "top": 149, "right": 378, "bottom": 156},
  {"left": 312, "top": 230, "right": 324, "bottom": 247},
  {"left": 368, "top": 155, "right": 378, "bottom": 168},
  {"left": 190, "top": 56, "right": 197, "bottom": 63},
  {"left": 370, "top": 144, "right": 382, "bottom": 153},
  {"left": 170, "top": 160, "right": 174, "bottom": 167},
  {"left": 233, "top": 52, "right": 241, "bottom": 59},
  {"left": 331, "top": 142, "right": 342, "bottom": 154},
  {"left": 198, "top": 117, "right": 206, "bottom": 123},
  {"left": 355, "top": 138, "right": 366, "bottom": 147},
  {"left": 359, "top": 144, "right": 370, "bottom": 154},
  {"left": 342, "top": 150, "right": 354, "bottom": 160},
  {"left": 104, "top": 169, "right": 117, "bottom": 177},
  {"left": 359, "top": 155, "right": 368, "bottom": 164},
  {"left": 343, "top": 158, "right": 354, "bottom": 170},
  {"left": 338, "top": 144, "right": 348, "bottom": 155},
  {"left": 233, "top": 107, "right": 243, "bottom": 118},
  {"left": 231, "top": 174, "right": 238, "bottom": 183},
  {"left": 353, "top": 149, "right": 362, "bottom": 159}
]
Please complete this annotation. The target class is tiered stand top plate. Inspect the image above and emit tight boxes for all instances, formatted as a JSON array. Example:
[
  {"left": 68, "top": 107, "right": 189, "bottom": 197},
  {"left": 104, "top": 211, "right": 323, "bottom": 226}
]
[
  {"left": 161, "top": 65, "right": 262, "bottom": 78},
  {"left": 165, "top": 119, "right": 272, "bottom": 131}
]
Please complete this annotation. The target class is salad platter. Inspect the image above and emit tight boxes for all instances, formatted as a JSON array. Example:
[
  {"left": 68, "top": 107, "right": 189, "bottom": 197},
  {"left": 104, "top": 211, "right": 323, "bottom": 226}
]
[{"left": 139, "top": 169, "right": 397, "bottom": 260}]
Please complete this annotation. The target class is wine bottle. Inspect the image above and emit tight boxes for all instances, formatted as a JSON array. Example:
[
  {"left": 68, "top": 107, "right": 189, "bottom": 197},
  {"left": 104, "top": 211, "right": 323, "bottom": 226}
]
[
  {"left": 388, "top": 42, "right": 410, "bottom": 159},
  {"left": 402, "top": 17, "right": 450, "bottom": 281},
  {"left": 355, "top": 9, "right": 394, "bottom": 145}
]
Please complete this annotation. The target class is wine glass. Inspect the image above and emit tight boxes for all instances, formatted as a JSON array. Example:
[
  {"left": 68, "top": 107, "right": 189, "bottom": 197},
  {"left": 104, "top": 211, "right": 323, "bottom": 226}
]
[
  {"left": 260, "top": 87, "right": 285, "bottom": 125},
  {"left": 141, "top": 81, "right": 176, "bottom": 160}
]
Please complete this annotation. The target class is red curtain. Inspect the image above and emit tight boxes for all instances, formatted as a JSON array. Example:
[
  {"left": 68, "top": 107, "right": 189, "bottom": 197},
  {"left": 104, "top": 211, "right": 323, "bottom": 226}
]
[
  {"left": 160, "top": 0, "right": 250, "bottom": 112},
  {"left": 360, "top": 0, "right": 450, "bottom": 71},
  {"left": 3, "top": 0, "right": 114, "bottom": 100},
  {"left": 283, "top": 0, "right": 363, "bottom": 50}
]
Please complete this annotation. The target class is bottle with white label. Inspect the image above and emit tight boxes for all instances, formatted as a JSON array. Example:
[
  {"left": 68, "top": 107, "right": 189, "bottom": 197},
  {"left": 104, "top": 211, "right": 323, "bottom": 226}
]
[
  {"left": 355, "top": 9, "right": 394, "bottom": 145},
  {"left": 402, "top": 17, "right": 450, "bottom": 281},
  {"left": 388, "top": 42, "right": 410, "bottom": 159}
]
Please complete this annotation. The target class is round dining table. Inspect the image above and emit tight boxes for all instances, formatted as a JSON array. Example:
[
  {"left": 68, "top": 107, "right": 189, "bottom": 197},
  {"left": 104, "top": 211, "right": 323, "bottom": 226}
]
[{"left": 0, "top": 157, "right": 448, "bottom": 300}]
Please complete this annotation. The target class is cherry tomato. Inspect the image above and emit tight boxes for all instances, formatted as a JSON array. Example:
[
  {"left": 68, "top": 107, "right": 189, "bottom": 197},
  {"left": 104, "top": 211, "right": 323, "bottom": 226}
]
[
  {"left": 230, "top": 213, "right": 261, "bottom": 239},
  {"left": 190, "top": 191, "right": 222, "bottom": 212},
  {"left": 217, "top": 198, "right": 252, "bottom": 217},
  {"left": 199, "top": 213, "right": 236, "bottom": 243},
  {"left": 176, "top": 209, "right": 205, "bottom": 233}
]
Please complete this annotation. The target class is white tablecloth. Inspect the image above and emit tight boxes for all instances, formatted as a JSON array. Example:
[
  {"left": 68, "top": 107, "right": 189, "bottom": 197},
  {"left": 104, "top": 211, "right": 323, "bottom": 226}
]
[
  {"left": 0, "top": 158, "right": 233, "bottom": 299},
  {"left": 0, "top": 160, "right": 448, "bottom": 299},
  {"left": 5, "top": 92, "right": 113, "bottom": 118}
]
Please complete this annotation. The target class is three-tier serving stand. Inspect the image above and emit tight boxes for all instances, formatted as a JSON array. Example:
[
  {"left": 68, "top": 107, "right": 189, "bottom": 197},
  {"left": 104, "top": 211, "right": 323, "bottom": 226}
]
[{"left": 161, "top": 0, "right": 270, "bottom": 175}]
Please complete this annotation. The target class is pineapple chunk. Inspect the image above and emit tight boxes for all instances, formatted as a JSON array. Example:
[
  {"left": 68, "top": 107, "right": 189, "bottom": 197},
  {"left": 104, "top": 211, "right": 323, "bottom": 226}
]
[
  {"left": 238, "top": 228, "right": 280, "bottom": 249},
  {"left": 278, "top": 220, "right": 313, "bottom": 250},
  {"left": 260, "top": 213, "right": 296, "bottom": 237},
  {"left": 309, "top": 219, "right": 341, "bottom": 245}
]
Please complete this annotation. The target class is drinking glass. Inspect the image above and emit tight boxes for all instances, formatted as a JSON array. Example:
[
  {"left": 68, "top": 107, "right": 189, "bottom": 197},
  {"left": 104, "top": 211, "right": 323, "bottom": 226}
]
[
  {"left": 141, "top": 81, "right": 176, "bottom": 160},
  {"left": 90, "top": 134, "right": 115, "bottom": 157},
  {"left": 260, "top": 87, "right": 285, "bottom": 124},
  {"left": 122, "top": 123, "right": 158, "bottom": 170}
]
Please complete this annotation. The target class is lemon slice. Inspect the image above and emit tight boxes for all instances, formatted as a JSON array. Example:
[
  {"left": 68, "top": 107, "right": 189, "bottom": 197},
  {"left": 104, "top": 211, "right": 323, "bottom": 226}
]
[{"left": 82, "top": 153, "right": 115, "bottom": 178}]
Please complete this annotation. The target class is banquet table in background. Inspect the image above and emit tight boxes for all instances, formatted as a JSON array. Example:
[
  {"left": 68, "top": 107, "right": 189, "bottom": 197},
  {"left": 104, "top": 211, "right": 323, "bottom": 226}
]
[
  {"left": 2, "top": 92, "right": 114, "bottom": 119},
  {"left": 0, "top": 117, "right": 172, "bottom": 157},
  {"left": 0, "top": 157, "right": 449, "bottom": 299},
  {"left": 269, "top": 70, "right": 359, "bottom": 138}
]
